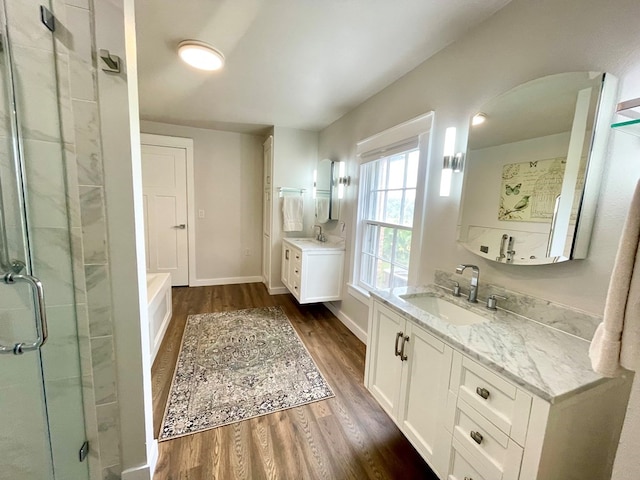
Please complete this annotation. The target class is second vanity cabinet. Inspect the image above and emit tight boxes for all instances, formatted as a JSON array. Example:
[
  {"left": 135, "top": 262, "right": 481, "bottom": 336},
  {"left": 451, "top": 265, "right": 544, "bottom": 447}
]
[
  {"left": 281, "top": 238, "right": 344, "bottom": 304},
  {"left": 365, "top": 296, "right": 631, "bottom": 480}
]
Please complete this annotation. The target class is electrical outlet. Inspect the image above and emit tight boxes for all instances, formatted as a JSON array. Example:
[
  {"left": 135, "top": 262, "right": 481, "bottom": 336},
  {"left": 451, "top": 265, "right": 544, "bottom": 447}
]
[{"left": 198, "top": 209, "right": 205, "bottom": 218}]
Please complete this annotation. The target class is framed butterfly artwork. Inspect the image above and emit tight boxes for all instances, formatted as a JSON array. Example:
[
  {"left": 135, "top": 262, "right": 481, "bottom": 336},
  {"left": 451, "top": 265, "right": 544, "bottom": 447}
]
[{"left": 498, "top": 158, "right": 569, "bottom": 222}]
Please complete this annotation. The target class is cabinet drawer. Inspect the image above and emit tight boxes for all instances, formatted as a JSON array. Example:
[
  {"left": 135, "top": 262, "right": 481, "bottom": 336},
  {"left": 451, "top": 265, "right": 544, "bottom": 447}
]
[
  {"left": 292, "top": 249, "right": 302, "bottom": 268},
  {"left": 290, "top": 279, "right": 300, "bottom": 299},
  {"left": 452, "top": 399, "right": 522, "bottom": 480},
  {"left": 292, "top": 264, "right": 301, "bottom": 280},
  {"left": 451, "top": 355, "right": 531, "bottom": 444},
  {"left": 448, "top": 438, "right": 488, "bottom": 480}
]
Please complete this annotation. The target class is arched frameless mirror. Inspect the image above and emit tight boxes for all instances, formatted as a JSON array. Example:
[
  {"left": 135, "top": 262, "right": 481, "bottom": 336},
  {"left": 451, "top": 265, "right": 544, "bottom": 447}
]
[
  {"left": 457, "top": 72, "right": 617, "bottom": 265},
  {"left": 315, "top": 158, "right": 339, "bottom": 223}
]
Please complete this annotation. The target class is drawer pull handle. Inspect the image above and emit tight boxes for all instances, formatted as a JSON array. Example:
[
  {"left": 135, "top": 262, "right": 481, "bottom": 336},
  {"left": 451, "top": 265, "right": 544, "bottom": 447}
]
[
  {"left": 470, "top": 430, "right": 483, "bottom": 444},
  {"left": 476, "top": 387, "right": 490, "bottom": 399},
  {"left": 464, "top": 477, "right": 473, "bottom": 480},
  {"left": 399, "top": 335, "right": 409, "bottom": 361},
  {"left": 394, "top": 331, "right": 403, "bottom": 357}
]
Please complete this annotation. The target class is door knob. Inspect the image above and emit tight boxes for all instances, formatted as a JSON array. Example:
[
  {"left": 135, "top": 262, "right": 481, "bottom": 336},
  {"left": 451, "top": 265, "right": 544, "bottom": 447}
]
[{"left": 174, "top": 224, "right": 186, "bottom": 229}]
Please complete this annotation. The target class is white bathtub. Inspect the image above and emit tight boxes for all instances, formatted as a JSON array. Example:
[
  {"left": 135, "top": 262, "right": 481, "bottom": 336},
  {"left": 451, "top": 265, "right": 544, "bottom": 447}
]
[{"left": 147, "top": 273, "right": 172, "bottom": 362}]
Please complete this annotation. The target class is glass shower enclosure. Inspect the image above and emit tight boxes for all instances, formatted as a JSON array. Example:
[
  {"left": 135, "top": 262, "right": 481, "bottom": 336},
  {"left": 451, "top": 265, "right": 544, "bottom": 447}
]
[{"left": 0, "top": 1, "right": 88, "bottom": 478}]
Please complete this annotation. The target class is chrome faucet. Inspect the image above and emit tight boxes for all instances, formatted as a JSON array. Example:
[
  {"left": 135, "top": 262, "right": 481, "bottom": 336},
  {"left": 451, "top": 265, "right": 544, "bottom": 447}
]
[
  {"left": 313, "top": 224, "right": 326, "bottom": 242},
  {"left": 455, "top": 264, "right": 480, "bottom": 303}
]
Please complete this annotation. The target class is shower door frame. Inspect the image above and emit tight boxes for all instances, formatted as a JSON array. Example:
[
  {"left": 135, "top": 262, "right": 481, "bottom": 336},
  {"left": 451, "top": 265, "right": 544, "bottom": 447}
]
[{"left": 0, "top": 1, "right": 90, "bottom": 478}]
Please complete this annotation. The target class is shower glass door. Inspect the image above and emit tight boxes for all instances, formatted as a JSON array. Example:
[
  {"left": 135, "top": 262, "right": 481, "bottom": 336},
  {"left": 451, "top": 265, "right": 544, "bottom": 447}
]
[{"left": 0, "top": 1, "right": 88, "bottom": 478}]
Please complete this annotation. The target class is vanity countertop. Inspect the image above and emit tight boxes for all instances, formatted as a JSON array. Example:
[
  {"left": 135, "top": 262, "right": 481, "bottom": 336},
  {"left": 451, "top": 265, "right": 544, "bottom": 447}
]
[
  {"left": 371, "top": 285, "right": 612, "bottom": 403},
  {"left": 283, "top": 237, "right": 345, "bottom": 252}
]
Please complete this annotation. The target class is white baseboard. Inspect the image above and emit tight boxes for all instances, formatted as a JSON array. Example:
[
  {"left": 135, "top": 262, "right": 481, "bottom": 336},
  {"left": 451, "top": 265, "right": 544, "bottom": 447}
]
[
  {"left": 268, "top": 286, "right": 289, "bottom": 295},
  {"left": 122, "top": 465, "right": 151, "bottom": 480},
  {"left": 323, "top": 302, "right": 368, "bottom": 345},
  {"left": 121, "top": 439, "right": 157, "bottom": 480},
  {"left": 189, "top": 276, "right": 263, "bottom": 287}
]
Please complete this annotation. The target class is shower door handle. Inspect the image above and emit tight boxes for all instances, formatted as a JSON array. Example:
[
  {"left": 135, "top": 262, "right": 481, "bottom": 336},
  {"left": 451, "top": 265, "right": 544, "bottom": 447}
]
[{"left": 1, "top": 272, "right": 48, "bottom": 355}]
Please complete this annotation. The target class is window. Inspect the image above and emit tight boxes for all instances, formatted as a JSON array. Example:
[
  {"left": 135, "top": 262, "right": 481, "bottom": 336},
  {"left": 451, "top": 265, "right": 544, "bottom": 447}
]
[{"left": 358, "top": 147, "right": 420, "bottom": 291}]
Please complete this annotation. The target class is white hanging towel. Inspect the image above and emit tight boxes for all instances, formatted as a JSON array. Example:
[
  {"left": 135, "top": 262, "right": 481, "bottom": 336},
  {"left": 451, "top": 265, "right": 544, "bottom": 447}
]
[
  {"left": 590, "top": 179, "right": 640, "bottom": 376},
  {"left": 282, "top": 196, "right": 304, "bottom": 232},
  {"left": 316, "top": 196, "right": 330, "bottom": 223}
]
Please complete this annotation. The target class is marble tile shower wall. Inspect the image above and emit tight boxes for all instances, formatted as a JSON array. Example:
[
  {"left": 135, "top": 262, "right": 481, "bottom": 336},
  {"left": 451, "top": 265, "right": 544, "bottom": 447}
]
[
  {"left": 3, "top": 0, "right": 121, "bottom": 479},
  {"left": 55, "top": 0, "right": 123, "bottom": 478}
]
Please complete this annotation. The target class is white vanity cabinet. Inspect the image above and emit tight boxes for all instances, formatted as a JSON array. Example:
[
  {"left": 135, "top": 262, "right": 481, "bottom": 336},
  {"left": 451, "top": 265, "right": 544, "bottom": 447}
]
[
  {"left": 281, "top": 239, "right": 344, "bottom": 304},
  {"left": 365, "top": 301, "right": 454, "bottom": 477},
  {"left": 445, "top": 356, "right": 529, "bottom": 480},
  {"left": 365, "top": 297, "right": 630, "bottom": 480}
]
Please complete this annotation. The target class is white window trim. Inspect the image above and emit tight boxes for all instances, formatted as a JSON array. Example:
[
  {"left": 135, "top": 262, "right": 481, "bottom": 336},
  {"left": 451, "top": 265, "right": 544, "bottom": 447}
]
[
  {"left": 351, "top": 112, "right": 434, "bottom": 300},
  {"left": 347, "top": 282, "right": 371, "bottom": 306}
]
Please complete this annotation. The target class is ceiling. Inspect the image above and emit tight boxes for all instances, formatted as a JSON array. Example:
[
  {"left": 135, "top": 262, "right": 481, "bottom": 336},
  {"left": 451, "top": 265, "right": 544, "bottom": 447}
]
[{"left": 135, "top": 0, "right": 512, "bottom": 134}]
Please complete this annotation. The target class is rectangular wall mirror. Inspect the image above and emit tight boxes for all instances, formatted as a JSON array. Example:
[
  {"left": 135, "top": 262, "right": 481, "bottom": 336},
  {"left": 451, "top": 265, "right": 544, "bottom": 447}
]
[
  {"left": 458, "top": 71, "right": 617, "bottom": 265},
  {"left": 315, "top": 158, "right": 340, "bottom": 223}
]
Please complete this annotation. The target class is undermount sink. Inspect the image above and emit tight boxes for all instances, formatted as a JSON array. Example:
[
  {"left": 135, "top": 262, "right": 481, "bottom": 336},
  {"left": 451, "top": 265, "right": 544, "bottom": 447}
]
[{"left": 399, "top": 294, "right": 488, "bottom": 326}]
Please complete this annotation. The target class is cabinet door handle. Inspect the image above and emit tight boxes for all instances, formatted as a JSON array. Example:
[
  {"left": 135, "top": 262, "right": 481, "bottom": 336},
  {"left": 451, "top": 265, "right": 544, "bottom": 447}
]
[
  {"left": 285, "top": 249, "right": 289, "bottom": 260},
  {"left": 399, "top": 335, "right": 409, "bottom": 361},
  {"left": 394, "top": 331, "right": 403, "bottom": 357},
  {"left": 470, "top": 430, "right": 483, "bottom": 444},
  {"left": 476, "top": 387, "right": 490, "bottom": 399}
]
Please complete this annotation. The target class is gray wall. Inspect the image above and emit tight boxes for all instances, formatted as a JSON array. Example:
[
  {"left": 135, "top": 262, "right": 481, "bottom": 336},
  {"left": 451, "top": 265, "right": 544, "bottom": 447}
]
[
  {"left": 140, "top": 121, "right": 263, "bottom": 284},
  {"left": 317, "top": 0, "right": 640, "bottom": 477}
]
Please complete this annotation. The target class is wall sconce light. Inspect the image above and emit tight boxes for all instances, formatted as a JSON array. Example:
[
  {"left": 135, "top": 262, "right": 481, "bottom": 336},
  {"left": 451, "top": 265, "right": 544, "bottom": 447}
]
[
  {"left": 440, "top": 127, "right": 456, "bottom": 197},
  {"left": 452, "top": 152, "right": 464, "bottom": 173},
  {"left": 313, "top": 169, "right": 317, "bottom": 199},
  {"left": 337, "top": 161, "right": 350, "bottom": 199},
  {"left": 440, "top": 128, "right": 465, "bottom": 197}
]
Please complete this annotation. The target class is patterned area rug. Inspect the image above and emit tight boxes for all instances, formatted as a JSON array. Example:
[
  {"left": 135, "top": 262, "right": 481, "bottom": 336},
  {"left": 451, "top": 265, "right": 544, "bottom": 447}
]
[{"left": 159, "top": 306, "right": 334, "bottom": 441}]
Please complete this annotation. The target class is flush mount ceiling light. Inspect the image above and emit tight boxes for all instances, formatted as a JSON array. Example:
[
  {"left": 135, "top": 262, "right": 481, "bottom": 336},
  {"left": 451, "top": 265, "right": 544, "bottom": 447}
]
[
  {"left": 472, "top": 113, "right": 487, "bottom": 126},
  {"left": 178, "top": 40, "right": 225, "bottom": 71}
]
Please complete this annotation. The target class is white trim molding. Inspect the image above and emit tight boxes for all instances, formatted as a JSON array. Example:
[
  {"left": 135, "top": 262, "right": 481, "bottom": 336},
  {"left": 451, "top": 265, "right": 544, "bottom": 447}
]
[
  {"left": 189, "top": 276, "right": 264, "bottom": 287},
  {"left": 347, "top": 282, "right": 371, "bottom": 306},
  {"left": 324, "top": 302, "right": 368, "bottom": 345},
  {"left": 268, "top": 286, "right": 289, "bottom": 295},
  {"left": 140, "top": 133, "right": 197, "bottom": 287},
  {"left": 356, "top": 111, "right": 434, "bottom": 157}
]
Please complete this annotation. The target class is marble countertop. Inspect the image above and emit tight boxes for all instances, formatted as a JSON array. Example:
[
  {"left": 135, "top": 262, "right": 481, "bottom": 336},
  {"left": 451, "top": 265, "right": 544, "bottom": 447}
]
[
  {"left": 283, "top": 237, "right": 345, "bottom": 252},
  {"left": 371, "top": 285, "right": 609, "bottom": 403}
]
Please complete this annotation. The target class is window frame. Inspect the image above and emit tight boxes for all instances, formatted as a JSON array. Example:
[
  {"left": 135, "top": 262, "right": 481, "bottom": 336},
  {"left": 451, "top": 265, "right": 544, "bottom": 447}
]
[
  {"left": 358, "top": 150, "right": 418, "bottom": 291},
  {"left": 351, "top": 112, "right": 433, "bottom": 299}
]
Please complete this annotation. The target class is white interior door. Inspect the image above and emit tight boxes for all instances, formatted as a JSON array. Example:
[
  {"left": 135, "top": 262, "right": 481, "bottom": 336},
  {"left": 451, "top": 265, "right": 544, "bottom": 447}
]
[{"left": 141, "top": 144, "right": 189, "bottom": 285}]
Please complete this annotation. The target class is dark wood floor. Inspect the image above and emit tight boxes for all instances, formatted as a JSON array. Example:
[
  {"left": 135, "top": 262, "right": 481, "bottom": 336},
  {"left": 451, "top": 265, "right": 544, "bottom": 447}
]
[{"left": 152, "top": 283, "right": 438, "bottom": 480}]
